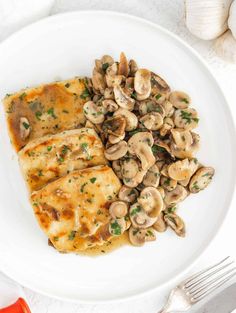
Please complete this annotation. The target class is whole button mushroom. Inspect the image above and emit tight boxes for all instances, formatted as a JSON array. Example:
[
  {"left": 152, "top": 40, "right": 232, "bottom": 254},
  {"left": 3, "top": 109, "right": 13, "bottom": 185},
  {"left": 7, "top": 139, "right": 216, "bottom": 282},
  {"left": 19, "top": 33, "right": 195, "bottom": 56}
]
[
  {"left": 109, "top": 218, "right": 127, "bottom": 236},
  {"left": 129, "top": 226, "right": 156, "bottom": 246},
  {"left": 138, "top": 187, "right": 163, "bottom": 217},
  {"left": 104, "top": 141, "right": 128, "bottom": 161},
  {"left": 128, "top": 132, "right": 155, "bottom": 171},
  {"left": 174, "top": 108, "right": 199, "bottom": 130},
  {"left": 109, "top": 201, "right": 128, "bottom": 219},
  {"left": 83, "top": 101, "right": 105, "bottom": 124},
  {"left": 120, "top": 158, "right": 139, "bottom": 179},
  {"left": 118, "top": 185, "right": 138, "bottom": 203},
  {"left": 169, "top": 91, "right": 191, "bottom": 109},
  {"left": 189, "top": 167, "right": 215, "bottom": 193},
  {"left": 129, "top": 202, "right": 157, "bottom": 229}
]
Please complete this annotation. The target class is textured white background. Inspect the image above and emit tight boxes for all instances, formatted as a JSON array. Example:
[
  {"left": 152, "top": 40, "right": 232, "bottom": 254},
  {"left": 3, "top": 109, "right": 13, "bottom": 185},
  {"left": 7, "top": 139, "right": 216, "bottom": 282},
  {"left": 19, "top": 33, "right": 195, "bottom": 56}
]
[{"left": 1, "top": 0, "right": 236, "bottom": 312}]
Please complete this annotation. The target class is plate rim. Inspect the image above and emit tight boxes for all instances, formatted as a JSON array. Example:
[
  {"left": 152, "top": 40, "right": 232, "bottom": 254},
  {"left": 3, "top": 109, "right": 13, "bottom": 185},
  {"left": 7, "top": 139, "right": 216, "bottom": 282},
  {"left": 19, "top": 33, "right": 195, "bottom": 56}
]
[{"left": 0, "top": 10, "right": 235, "bottom": 304}]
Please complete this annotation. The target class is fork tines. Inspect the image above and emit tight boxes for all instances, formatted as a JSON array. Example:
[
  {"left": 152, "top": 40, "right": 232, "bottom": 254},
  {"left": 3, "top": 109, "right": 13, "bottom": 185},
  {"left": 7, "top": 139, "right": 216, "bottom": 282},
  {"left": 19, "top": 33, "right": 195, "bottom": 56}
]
[{"left": 181, "top": 257, "right": 236, "bottom": 302}]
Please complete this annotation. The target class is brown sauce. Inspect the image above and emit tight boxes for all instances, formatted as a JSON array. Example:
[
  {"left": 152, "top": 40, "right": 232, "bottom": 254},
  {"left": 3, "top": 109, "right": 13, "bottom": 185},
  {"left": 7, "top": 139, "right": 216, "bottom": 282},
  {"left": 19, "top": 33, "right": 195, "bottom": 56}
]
[{"left": 78, "top": 231, "right": 130, "bottom": 256}]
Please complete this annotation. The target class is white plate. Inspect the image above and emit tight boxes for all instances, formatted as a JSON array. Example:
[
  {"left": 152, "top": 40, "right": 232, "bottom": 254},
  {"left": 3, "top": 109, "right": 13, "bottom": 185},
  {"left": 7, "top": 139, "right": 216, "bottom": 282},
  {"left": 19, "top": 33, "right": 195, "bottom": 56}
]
[{"left": 0, "top": 11, "right": 235, "bottom": 303}]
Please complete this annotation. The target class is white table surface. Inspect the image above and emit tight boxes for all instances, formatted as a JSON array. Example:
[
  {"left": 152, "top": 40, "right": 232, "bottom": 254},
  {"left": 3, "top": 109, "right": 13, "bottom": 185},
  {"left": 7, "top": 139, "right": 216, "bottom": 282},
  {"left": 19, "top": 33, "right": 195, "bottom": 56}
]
[{"left": 1, "top": 0, "right": 236, "bottom": 312}]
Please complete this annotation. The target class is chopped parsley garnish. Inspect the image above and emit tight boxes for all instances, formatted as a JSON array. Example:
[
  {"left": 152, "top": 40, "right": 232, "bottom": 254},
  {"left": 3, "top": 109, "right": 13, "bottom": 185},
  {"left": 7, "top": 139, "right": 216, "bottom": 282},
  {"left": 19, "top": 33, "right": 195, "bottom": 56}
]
[
  {"left": 146, "top": 229, "right": 154, "bottom": 236},
  {"left": 58, "top": 157, "right": 64, "bottom": 163},
  {"left": 181, "top": 97, "right": 189, "bottom": 104},
  {"left": 132, "top": 229, "right": 139, "bottom": 236},
  {"left": 97, "top": 210, "right": 102, "bottom": 215},
  {"left": 61, "top": 145, "right": 69, "bottom": 155},
  {"left": 130, "top": 205, "right": 141, "bottom": 216},
  {"left": 193, "top": 158, "right": 198, "bottom": 164},
  {"left": 35, "top": 111, "right": 42, "bottom": 120},
  {"left": 152, "top": 144, "right": 166, "bottom": 154},
  {"left": 155, "top": 93, "right": 162, "bottom": 100},
  {"left": 202, "top": 172, "right": 211, "bottom": 177},
  {"left": 23, "top": 122, "right": 30, "bottom": 129},
  {"left": 80, "top": 142, "right": 91, "bottom": 160},
  {"left": 180, "top": 110, "right": 199, "bottom": 124},
  {"left": 127, "top": 128, "right": 143, "bottom": 136},
  {"left": 167, "top": 206, "right": 177, "bottom": 213},
  {"left": 192, "top": 181, "right": 200, "bottom": 190},
  {"left": 53, "top": 236, "right": 59, "bottom": 241},
  {"left": 19, "top": 92, "right": 27, "bottom": 101},
  {"left": 131, "top": 91, "right": 137, "bottom": 99},
  {"left": 80, "top": 182, "right": 88, "bottom": 193},
  {"left": 68, "top": 231, "right": 76, "bottom": 240},
  {"left": 80, "top": 88, "right": 90, "bottom": 99},
  {"left": 110, "top": 220, "right": 121, "bottom": 235},
  {"left": 65, "top": 83, "right": 70, "bottom": 88},
  {"left": 164, "top": 178, "right": 170, "bottom": 186},
  {"left": 107, "top": 195, "right": 113, "bottom": 200},
  {"left": 38, "top": 170, "right": 43, "bottom": 177},
  {"left": 90, "top": 177, "right": 97, "bottom": 184},
  {"left": 102, "top": 62, "right": 109, "bottom": 71},
  {"left": 47, "top": 107, "right": 57, "bottom": 119},
  {"left": 47, "top": 146, "right": 52, "bottom": 152},
  {"left": 63, "top": 109, "right": 69, "bottom": 114}
]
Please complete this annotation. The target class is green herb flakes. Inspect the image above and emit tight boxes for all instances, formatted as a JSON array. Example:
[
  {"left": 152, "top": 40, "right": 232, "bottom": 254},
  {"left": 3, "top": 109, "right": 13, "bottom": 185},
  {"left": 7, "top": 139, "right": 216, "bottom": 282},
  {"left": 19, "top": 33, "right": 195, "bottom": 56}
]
[
  {"left": 47, "top": 107, "right": 57, "bottom": 119},
  {"left": 110, "top": 220, "right": 121, "bottom": 235},
  {"left": 90, "top": 177, "right": 97, "bottom": 184},
  {"left": 68, "top": 231, "right": 76, "bottom": 240}
]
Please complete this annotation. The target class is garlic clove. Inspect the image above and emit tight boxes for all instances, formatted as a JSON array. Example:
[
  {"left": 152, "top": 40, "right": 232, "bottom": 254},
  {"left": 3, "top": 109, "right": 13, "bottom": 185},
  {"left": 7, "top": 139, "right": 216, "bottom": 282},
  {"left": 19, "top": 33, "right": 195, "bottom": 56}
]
[
  {"left": 185, "top": 0, "right": 233, "bottom": 40},
  {"left": 214, "top": 29, "right": 236, "bottom": 63},
  {"left": 228, "top": 0, "right": 236, "bottom": 39}
]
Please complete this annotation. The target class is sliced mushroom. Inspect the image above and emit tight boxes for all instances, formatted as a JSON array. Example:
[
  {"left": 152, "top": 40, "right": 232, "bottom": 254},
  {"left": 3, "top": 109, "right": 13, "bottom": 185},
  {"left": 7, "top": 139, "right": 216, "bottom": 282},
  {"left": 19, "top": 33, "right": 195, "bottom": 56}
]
[
  {"left": 154, "top": 93, "right": 166, "bottom": 105},
  {"left": 118, "top": 52, "right": 129, "bottom": 77},
  {"left": 151, "top": 72, "right": 170, "bottom": 95},
  {"left": 92, "top": 68, "right": 106, "bottom": 94},
  {"left": 174, "top": 108, "right": 199, "bottom": 130},
  {"left": 105, "top": 63, "right": 123, "bottom": 88},
  {"left": 140, "top": 112, "right": 163, "bottom": 130},
  {"left": 171, "top": 129, "right": 200, "bottom": 159},
  {"left": 160, "top": 164, "right": 169, "bottom": 177},
  {"left": 143, "top": 164, "right": 160, "bottom": 187},
  {"left": 104, "top": 87, "right": 114, "bottom": 99},
  {"left": 129, "top": 203, "right": 157, "bottom": 229},
  {"left": 134, "top": 69, "right": 151, "bottom": 100},
  {"left": 164, "top": 213, "right": 185, "bottom": 237},
  {"left": 157, "top": 186, "right": 165, "bottom": 199},
  {"left": 114, "top": 108, "right": 138, "bottom": 131},
  {"left": 129, "top": 226, "right": 156, "bottom": 246},
  {"left": 138, "top": 187, "right": 163, "bottom": 217},
  {"left": 109, "top": 201, "right": 128, "bottom": 218},
  {"left": 118, "top": 186, "right": 139, "bottom": 203},
  {"left": 178, "top": 159, "right": 199, "bottom": 186},
  {"left": 20, "top": 117, "right": 31, "bottom": 140},
  {"left": 160, "top": 176, "right": 177, "bottom": 191},
  {"left": 168, "top": 159, "right": 194, "bottom": 181},
  {"left": 83, "top": 101, "right": 105, "bottom": 124},
  {"left": 164, "top": 185, "right": 188, "bottom": 206},
  {"left": 169, "top": 91, "right": 190, "bottom": 109},
  {"left": 161, "top": 100, "right": 174, "bottom": 117},
  {"left": 129, "top": 59, "right": 138, "bottom": 76},
  {"left": 138, "top": 100, "right": 165, "bottom": 116},
  {"left": 102, "top": 99, "right": 118, "bottom": 112},
  {"left": 121, "top": 158, "right": 139, "bottom": 179},
  {"left": 123, "top": 168, "right": 147, "bottom": 188},
  {"left": 153, "top": 212, "right": 167, "bottom": 232},
  {"left": 124, "top": 77, "right": 134, "bottom": 96},
  {"left": 109, "top": 217, "right": 126, "bottom": 236},
  {"left": 113, "top": 85, "right": 135, "bottom": 110},
  {"left": 108, "top": 133, "right": 125, "bottom": 144},
  {"left": 112, "top": 160, "right": 122, "bottom": 179},
  {"left": 160, "top": 117, "right": 174, "bottom": 136},
  {"left": 104, "top": 141, "right": 128, "bottom": 161},
  {"left": 189, "top": 167, "right": 215, "bottom": 193},
  {"left": 128, "top": 132, "right": 155, "bottom": 171},
  {"left": 102, "top": 115, "right": 126, "bottom": 136}
]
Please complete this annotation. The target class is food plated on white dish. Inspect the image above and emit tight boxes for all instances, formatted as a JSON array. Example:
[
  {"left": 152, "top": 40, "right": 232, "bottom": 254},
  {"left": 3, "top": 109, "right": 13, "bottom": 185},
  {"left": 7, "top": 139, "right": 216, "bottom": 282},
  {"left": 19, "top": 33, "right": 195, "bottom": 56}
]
[{"left": 0, "top": 11, "right": 235, "bottom": 303}]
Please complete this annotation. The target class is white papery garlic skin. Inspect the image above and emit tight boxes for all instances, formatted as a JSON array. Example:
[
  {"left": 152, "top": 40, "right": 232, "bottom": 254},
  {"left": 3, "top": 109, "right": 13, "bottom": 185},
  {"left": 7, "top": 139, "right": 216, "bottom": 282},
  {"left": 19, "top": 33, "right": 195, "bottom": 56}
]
[
  {"left": 215, "top": 29, "right": 236, "bottom": 62},
  {"left": 228, "top": 0, "right": 236, "bottom": 39},
  {"left": 185, "top": 0, "right": 233, "bottom": 40}
]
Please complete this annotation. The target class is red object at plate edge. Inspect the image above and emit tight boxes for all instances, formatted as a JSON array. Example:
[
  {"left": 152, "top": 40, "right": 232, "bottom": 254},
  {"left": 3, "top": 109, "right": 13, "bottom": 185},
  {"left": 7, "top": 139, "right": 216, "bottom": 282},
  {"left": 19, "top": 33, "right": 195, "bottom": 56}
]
[{"left": 0, "top": 298, "right": 31, "bottom": 313}]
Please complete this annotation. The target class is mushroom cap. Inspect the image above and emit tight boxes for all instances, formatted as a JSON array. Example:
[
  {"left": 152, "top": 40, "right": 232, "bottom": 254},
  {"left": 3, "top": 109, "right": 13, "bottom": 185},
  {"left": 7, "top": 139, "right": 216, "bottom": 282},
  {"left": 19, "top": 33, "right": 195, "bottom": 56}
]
[
  {"left": 138, "top": 187, "right": 163, "bottom": 217},
  {"left": 151, "top": 72, "right": 170, "bottom": 95},
  {"left": 109, "top": 217, "right": 127, "bottom": 236},
  {"left": 189, "top": 167, "right": 215, "bottom": 193},
  {"left": 118, "top": 52, "right": 129, "bottom": 77},
  {"left": 160, "top": 176, "right": 177, "bottom": 191},
  {"left": 120, "top": 158, "right": 139, "bottom": 179},
  {"left": 174, "top": 108, "right": 199, "bottom": 130},
  {"left": 104, "top": 141, "right": 128, "bottom": 161},
  {"left": 118, "top": 185, "right": 138, "bottom": 203},
  {"left": 129, "top": 59, "right": 138, "bottom": 76},
  {"left": 123, "top": 168, "right": 147, "bottom": 188},
  {"left": 113, "top": 85, "right": 135, "bottom": 110},
  {"left": 161, "top": 100, "right": 174, "bottom": 117},
  {"left": 92, "top": 68, "right": 106, "bottom": 93},
  {"left": 102, "top": 99, "right": 118, "bottom": 112},
  {"left": 128, "top": 132, "right": 155, "bottom": 171},
  {"left": 83, "top": 101, "right": 105, "bottom": 124},
  {"left": 171, "top": 129, "right": 200, "bottom": 159},
  {"left": 169, "top": 91, "right": 190, "bottom": 109},
  {"left": 129, "top": 202, "right": 157, "bottom": 229},
  {"left": 134, "top": 69, "right": 151, "bottom": 100},
  {"left": 143, "top": 164, "right": 160, "bottom": 187},
  {"left": 102, "top": 115, "right": 126, "bottom": 137},
  {"left": 114, "top": 108, "right": 138, "bottom": 131},
  {"left": 128, "top": 226, "right": 156, "bottom": 246},
  {"left": 109, "top": 201, "right": 128, "bottom": 218},
  {"left": 168, "top": 159, "right": 193, "bottom": 181},
  {"left": 140, "top": 112, "right": 163, "bottom": 130},
  {"left": 164, "top": 212, "right": 185, "bottom": 237},
  {"left": 164, "top": 185, "right": 188, "bottom": 206}
]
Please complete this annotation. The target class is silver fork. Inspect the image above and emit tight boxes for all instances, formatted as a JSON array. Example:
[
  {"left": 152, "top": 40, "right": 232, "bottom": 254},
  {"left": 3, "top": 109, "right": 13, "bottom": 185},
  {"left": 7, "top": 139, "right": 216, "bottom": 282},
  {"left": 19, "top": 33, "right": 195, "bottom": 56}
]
[{"left": 158, "top": 257, "right": 236, "bottom": 313}]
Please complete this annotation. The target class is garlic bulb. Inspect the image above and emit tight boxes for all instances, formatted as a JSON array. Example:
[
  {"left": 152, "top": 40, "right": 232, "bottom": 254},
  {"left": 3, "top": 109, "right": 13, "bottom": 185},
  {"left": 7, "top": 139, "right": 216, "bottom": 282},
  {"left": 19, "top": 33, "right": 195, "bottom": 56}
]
[
  {"left": 215, "top": 30, "right": 236, "bottom": 62},
  {"left": 228, "top": 0, "right": 236, "bottom": 39},
  {"left": 185, "top": 0, "right": 233, "bottom": 40}
]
